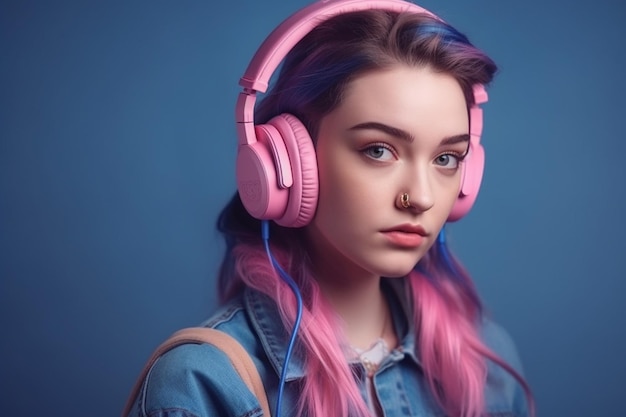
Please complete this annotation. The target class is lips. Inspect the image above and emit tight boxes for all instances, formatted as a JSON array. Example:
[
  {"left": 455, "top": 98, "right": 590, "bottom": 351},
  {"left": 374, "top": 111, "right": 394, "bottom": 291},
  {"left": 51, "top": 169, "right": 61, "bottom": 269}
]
[
  {"left": 382, "top": 224, "right": 427, "bottom": 235},
  {"left": 381, "top": 224, "right": 428, "bottom": 248}
]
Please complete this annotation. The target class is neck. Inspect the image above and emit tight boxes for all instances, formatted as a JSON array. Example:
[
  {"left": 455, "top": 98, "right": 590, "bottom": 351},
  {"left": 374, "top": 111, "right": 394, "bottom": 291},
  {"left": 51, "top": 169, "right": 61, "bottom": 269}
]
[{"left": 311, "top": 261, "right": 395, "bottom": 350}]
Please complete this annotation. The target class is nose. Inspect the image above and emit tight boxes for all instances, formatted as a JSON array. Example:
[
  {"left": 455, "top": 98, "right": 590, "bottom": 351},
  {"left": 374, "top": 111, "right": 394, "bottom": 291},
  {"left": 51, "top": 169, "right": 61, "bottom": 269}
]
[{"left": 402, "top": 166, "right": 434, "bottom": 213}]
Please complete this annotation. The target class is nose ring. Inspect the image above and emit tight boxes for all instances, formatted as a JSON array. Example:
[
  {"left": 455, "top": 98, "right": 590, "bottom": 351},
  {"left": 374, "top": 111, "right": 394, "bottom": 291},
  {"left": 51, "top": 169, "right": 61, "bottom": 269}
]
[{"left": 400, "top": 193, "right": 411, "bottom": 209}]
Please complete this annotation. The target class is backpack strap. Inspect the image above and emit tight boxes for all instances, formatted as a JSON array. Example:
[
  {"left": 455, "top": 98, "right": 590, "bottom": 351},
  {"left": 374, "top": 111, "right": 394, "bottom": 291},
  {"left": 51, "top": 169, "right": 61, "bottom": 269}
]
[{"left": 122, "top": 327, "right": 271, "bottom": 417}]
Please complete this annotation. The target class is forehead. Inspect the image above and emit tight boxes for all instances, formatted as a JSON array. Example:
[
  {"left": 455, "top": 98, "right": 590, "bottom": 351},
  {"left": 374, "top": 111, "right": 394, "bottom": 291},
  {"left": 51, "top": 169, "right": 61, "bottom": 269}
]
[{"left": 334, "top": 65, "right": 469, "bottom": 138}]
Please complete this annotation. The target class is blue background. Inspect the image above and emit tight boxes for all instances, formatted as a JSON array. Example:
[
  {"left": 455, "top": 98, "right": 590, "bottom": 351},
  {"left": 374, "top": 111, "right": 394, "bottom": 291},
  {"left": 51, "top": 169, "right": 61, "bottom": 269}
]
[{"left": 2, "top": 0, "right": 625, "bottom": 416}]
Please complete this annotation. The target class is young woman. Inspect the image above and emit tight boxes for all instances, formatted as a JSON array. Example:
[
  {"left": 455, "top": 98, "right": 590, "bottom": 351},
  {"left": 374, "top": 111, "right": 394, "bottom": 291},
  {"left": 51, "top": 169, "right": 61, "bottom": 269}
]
[{"left": 125, "top": 1, "right": 534, "bottom": 416}]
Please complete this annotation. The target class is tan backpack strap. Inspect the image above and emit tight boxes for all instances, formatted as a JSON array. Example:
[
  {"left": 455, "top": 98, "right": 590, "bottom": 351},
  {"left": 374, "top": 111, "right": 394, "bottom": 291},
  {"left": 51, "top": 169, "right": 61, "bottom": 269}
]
[{"left": 122, "top": 327, "right": 271, "bottom": 417}]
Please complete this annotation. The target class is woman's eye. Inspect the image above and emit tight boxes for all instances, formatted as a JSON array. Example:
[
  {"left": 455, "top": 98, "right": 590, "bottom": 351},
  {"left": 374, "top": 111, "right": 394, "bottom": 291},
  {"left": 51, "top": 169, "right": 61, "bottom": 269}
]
[
  {"left": 363, "top": 144, "right": 394, "bottom": 161},
  {"left": 434, "top": 153, "right": 460, "bottom": 169}
]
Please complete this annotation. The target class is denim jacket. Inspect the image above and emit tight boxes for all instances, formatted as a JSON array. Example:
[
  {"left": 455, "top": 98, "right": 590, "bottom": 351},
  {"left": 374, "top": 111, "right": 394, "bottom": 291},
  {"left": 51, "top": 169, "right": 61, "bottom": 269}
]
[{"left": 126, "top": 279, "right": 529, "bottom": 417}]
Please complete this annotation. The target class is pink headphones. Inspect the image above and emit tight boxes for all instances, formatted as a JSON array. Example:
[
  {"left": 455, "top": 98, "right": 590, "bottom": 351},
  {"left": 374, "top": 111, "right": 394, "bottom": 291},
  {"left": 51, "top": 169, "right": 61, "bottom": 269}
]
[{"left": 235, "top": 0, "right": 487, "bottom": 227}]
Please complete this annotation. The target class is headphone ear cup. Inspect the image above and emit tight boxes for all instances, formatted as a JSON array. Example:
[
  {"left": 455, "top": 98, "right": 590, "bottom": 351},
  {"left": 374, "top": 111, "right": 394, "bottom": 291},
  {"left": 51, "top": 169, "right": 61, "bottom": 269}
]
[
  {"left": 236, "top": 128, "right": 290, "bottom": 221},
  {"left": 448, "top": 142, "right": 485, "bottom": 222},
  {"left": 268, "top": 114, "right": 319, "bottom": 227}
]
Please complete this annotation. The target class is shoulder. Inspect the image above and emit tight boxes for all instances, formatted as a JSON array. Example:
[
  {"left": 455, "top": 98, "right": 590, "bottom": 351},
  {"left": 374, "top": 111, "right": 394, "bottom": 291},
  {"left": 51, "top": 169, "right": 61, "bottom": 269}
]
[
  {"left": 479, "top": 317, "right": 525, "bottom": 374},
  {"left": 479, "top": 317, "right": 531, "bottom": 417},
  {"left": 142, "top": 343, "right": 262, "bottom": 417},
  {"left": 128, "top": 299, "right": 267, "bottom": 417}
]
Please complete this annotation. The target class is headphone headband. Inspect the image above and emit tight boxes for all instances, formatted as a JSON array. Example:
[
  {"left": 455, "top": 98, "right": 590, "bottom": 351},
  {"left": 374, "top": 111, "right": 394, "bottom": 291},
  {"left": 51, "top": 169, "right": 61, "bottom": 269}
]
[
  {"left": 235, "top": 0, "right": 434, "bottom": 146},
  {"left": 239, "top": 0, "right": 431, "bottom": 94}
]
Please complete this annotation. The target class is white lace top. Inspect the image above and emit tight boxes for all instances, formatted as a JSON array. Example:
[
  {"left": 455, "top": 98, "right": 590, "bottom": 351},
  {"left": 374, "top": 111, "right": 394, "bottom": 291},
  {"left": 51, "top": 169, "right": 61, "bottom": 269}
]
[{"left": 349, "top": 338, "right": 390, "bottom": 417}]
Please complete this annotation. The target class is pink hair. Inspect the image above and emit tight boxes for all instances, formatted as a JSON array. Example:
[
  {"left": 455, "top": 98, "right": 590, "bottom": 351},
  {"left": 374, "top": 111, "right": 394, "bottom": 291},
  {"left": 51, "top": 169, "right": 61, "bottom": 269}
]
[
  {"left": 410, "top": 265, "right": 535, "bottom": 417},
  {"left": 232, "top": 242, "right": 371, "bottom": 417}
]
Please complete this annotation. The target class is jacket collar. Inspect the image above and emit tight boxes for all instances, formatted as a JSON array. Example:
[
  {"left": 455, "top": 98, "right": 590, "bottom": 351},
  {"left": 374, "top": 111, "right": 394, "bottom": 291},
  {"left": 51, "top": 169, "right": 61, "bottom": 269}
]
[{"left": 244, "top": 277, "right": 420, "bottom": 381}]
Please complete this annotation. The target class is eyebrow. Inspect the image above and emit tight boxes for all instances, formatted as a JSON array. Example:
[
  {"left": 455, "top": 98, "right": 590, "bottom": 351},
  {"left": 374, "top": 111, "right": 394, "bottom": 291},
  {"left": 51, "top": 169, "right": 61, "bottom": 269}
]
[{"left": 348, "top": 121, "right": 470, "bottom": 145}]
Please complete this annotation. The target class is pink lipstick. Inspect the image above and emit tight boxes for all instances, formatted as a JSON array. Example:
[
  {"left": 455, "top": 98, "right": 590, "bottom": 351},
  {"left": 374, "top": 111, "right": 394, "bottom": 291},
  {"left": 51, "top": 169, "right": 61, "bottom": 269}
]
[{"left": 381, "top": 224, "right": 428, "bottom": 248}]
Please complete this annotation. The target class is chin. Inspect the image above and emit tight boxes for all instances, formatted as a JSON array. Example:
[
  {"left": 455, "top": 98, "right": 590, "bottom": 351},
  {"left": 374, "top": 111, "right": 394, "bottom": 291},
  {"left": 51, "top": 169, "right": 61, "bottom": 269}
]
[
  {"left": 369, "top": 252, "right": 426, "bottom": 278},
  {"left": 374, "top": 260, "right": 420, "bottom": 278},
  {"left": 380, "top": 267, "right": 416, "bottom": 278}
]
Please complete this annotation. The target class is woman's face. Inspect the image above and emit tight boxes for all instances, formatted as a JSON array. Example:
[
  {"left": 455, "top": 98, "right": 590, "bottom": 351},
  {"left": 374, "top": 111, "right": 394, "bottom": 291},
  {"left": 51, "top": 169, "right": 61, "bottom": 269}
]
[{"left": 305, "top": 65, "right": 469, "bottom": 281}]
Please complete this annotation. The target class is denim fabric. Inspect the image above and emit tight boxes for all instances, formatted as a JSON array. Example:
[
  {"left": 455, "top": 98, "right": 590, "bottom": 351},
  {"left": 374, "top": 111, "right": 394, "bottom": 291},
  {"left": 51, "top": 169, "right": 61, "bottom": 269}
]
[{"left": 125, "top": 279, "right": 529, "bottom": 417}]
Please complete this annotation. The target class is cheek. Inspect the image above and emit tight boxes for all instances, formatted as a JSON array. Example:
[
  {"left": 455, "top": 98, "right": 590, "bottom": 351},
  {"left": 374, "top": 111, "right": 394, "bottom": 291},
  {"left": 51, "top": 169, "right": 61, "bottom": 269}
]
[
  {"left": 314, "top": 150, "right": 373, "bottom": 224},
  {"left": 316, "top": 158, "right": 355, "bottom": 216},
  {"left": 434, "top": 174, "right": 462, "bottom": 219}
]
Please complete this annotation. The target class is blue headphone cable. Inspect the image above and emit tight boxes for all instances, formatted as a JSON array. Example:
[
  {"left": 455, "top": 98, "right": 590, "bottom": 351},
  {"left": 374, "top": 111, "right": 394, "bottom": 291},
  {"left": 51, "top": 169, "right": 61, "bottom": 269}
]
[{"left": 261, "top": 220, "right": 303, "bottom": 416}]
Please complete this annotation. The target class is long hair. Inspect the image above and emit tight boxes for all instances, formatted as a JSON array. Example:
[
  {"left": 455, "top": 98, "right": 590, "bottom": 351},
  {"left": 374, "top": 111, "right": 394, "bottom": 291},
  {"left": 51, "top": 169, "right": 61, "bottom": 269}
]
[{"left": 218, "top": 9, "right": 533, "bottom": 417}]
